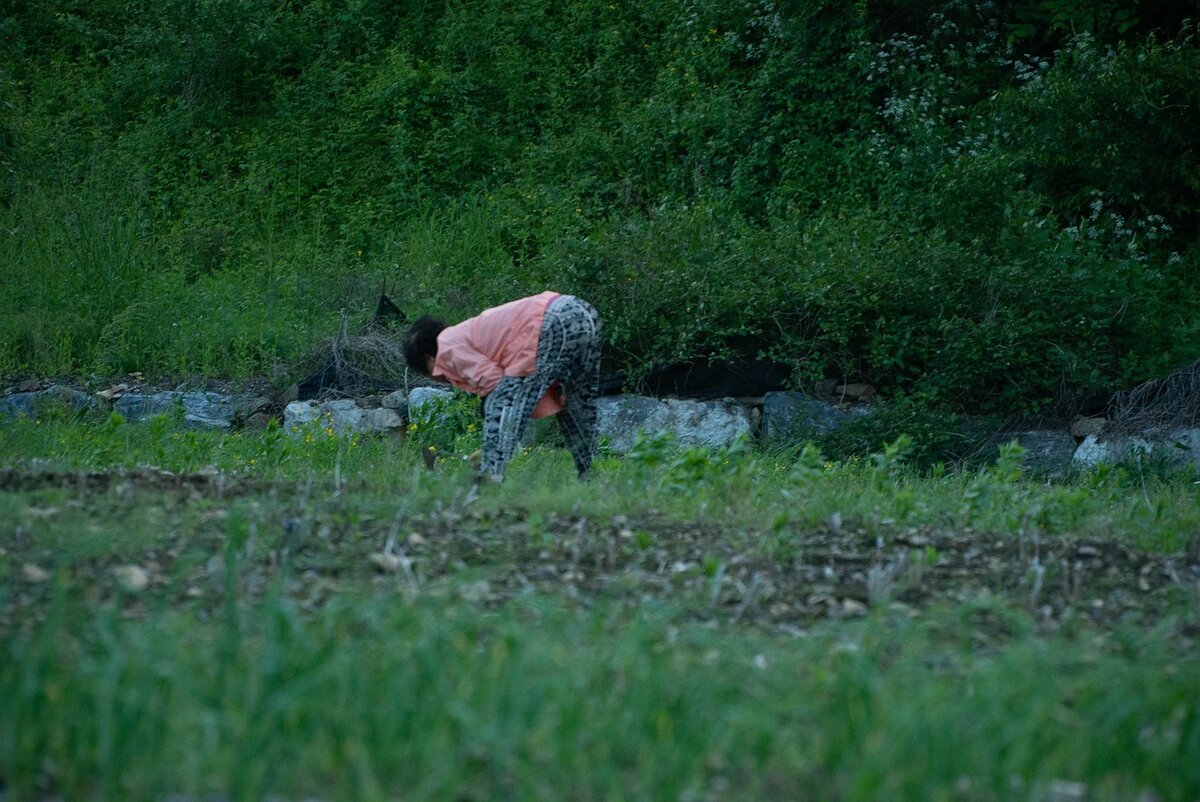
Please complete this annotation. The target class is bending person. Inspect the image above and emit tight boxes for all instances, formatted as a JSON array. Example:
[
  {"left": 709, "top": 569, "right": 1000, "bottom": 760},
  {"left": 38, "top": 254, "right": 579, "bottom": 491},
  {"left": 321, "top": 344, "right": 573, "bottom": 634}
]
[{"left": 403, "top": 291, "right": 602, "bottom": 480}]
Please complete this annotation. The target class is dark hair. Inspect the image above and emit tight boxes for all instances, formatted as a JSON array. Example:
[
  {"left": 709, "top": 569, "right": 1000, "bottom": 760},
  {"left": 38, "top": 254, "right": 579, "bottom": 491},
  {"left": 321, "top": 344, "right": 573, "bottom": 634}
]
[{"left": 404, "top": 315, "right": 446, "bottom": 375}]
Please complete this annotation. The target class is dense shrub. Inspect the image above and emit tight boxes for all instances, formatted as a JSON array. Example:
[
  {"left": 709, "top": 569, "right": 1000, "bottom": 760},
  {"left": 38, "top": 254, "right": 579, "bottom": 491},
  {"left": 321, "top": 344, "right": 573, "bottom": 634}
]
[{"left": 0, "top": 1, "right": 1197, "bottom": 416}]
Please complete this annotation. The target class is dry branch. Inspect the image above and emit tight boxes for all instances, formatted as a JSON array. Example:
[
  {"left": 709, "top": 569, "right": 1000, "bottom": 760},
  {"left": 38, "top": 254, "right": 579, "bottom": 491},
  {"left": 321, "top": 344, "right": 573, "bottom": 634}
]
[{"left": 1106, "top": 357, "right": 1200, "bottom": 437}]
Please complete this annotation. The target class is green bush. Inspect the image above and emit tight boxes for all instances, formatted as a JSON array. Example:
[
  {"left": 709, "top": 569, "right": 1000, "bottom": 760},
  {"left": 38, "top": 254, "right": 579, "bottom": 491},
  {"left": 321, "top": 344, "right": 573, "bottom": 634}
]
[
  {"left": 817, "top": 395, "right": 984, "bottom": 472},
  {"left": 1, "top": 1, "right": 1197, "bottom": 421}
]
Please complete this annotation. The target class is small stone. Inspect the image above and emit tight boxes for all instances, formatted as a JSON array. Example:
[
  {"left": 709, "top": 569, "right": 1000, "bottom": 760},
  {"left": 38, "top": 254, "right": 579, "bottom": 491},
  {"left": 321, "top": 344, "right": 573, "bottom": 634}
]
[
  {"left": 840, "top": 598, "right": 868, "bottom": 617},
  {"left": 95, "top": 384, "right": 128, "bottom": 402},
  {"left": 113, "top": 565, "right": 150, "bottom": 593},
  {"left": 22, "top": 563, "right": 49, "bottom": 583},
  {"left": 834, "top": 383, "right": 876, "bottom": 401},
  {"left": 369, "top": 552, "right": 402, "bottom": 572},
  {"left": 459, "top": 580, "right": 491, "bottom": 603},
  {"left": 1046, "top": 779, "right": 1088, "bottom": 802}
]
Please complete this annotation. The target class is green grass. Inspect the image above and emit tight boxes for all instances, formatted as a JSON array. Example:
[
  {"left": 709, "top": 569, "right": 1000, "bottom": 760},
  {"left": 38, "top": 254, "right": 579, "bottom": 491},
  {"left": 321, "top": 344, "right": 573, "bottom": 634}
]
[{"left": 2, "top": 415, "right": 1200, "bottom": 800}]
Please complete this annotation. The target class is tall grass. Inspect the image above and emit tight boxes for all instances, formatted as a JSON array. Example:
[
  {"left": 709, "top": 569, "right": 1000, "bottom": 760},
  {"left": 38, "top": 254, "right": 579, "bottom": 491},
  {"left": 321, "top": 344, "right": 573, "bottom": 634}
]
[
  {"left": 2, "top": 415, "right": 1199, "bottom": 548},
  {"left": 2, "top": 416, "right": 1199, "bottom": 799},
  {"left": 4, "top": 572, "right": 1199, "bottom": 801}
]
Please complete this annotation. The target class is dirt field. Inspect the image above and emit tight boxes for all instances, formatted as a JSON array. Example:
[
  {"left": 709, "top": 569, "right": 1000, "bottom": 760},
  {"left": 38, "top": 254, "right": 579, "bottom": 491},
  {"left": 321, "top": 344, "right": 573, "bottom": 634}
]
[{"left": 6, "top": 466, "right": 1198, "bottom": 642}]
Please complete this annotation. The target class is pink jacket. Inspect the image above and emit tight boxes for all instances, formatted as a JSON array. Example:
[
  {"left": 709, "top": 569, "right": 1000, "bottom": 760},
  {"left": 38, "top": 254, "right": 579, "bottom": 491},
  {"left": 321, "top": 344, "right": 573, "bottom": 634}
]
[{"left": 432, "top": 291, "right": 564, "bottom": 418}]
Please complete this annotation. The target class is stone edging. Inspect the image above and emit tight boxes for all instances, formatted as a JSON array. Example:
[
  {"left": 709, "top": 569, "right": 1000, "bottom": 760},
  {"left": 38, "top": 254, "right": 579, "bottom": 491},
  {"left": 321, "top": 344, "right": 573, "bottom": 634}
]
[{"left": 3, "top": 384, "right": 1198, "bottom": 474}]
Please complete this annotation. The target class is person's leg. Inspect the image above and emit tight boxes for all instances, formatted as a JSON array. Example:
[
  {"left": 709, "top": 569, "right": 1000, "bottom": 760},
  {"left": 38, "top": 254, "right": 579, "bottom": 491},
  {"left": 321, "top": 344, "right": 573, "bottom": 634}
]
[
  {"left": 481, "top": 374, "right": 551, "bottom": 478},
  {"left": 557, "top": 385, "right": 598, "bottom": 476},
  {"left": 551, "top": 298, "right": 602, "bottom": 477}
]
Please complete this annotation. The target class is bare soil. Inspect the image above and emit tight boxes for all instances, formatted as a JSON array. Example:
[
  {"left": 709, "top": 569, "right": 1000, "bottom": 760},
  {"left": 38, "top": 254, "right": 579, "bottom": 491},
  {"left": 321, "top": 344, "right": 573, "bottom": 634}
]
[{"left": 4, "top": 468, "right": 1199, "bottom": 645}]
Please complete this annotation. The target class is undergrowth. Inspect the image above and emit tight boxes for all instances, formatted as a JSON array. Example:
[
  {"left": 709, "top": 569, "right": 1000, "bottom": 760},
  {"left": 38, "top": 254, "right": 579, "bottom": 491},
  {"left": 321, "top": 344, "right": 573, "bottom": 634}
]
[{"left": 2, "top": 415, "right": 1199, "bottom": 800}]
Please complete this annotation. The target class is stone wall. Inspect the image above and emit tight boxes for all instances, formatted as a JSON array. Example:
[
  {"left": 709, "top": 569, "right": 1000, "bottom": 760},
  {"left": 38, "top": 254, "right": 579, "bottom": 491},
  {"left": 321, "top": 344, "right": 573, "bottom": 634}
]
[{"left": 4, "top": 383, "right": 1198, "bottom": 473}]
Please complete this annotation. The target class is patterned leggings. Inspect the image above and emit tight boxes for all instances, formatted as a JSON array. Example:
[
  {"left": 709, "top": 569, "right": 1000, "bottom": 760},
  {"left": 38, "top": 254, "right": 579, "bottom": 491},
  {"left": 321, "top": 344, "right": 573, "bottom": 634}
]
[{"left": 482, "top": 296, "right": 602, "bottom": 478}]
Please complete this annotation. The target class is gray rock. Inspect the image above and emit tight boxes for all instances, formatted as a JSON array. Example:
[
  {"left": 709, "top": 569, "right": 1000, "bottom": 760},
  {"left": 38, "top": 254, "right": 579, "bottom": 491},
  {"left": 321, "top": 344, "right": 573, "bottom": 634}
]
[
  {"left": 114, "top": 391, "right": 182, "bottom": 421},
  {"left": 182, "top": 391, "right": 236, "bottom": 429},
  {"left": 234, "top": 395, "right": 272, "bottom": 421},
  {"left": 283, "top": 401, "right": 322, "bottom": 431},
  {"left": 42, "top": 386, "right": 94, "bottom": 413},
  {"left": 1164, "top": 428, "right": 1200, "bottom": 467},
  {"left": 761, "top": 391, "right": 866, "bottom": 445},
  {"left": 1008, "top": 430, "right": 1078, "bottom": 478},
  {"left": 596, "top": 396, "right": 662, "bottom": 453},
  {"left": 408, "top": 387, "right": 456, "bottom": 422},
  {"left": 1074, "top": 428, "right": 1200, "bottom": 471},
  {"left": 283, "top": 399, "right": 403, "bottom": 435},
  {"left": 597, "top": 396, "right": 751, "bottom": 453},
  {"left": 322, "top": 399, "right": 366, "bottom": 433},
  {"left": 380, "top": 389, "right": 409, "bottom": 414},
  {"left": 0, "top": 387, "right": 96, "bottom": 420},
  {"left": 359, "top": 407, "right": 404, "bottom": 433},
  {"left": 0, "top": 392, "right": 38, "bottom": 418}
]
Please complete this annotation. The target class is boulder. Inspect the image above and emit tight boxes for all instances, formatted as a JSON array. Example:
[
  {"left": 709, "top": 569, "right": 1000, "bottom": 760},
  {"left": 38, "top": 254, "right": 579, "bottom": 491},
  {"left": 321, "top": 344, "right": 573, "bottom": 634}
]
[
  {"left": 0, "top": 392, "right": 39, "bottom": 419},
  {"left": 283, "top": 399, "right": 403, "bottom": 435},
  {"left": 597, "top": 396, "right": 752, "bottom": 453},
  {"left": 112, "top": 390, "right": 239, "bottom": 429},
  {"left": 182, "top": 391, "right": 237, "bottom": 429},
  {"left": 114, "top": 392, "right": 182, "bottom": 421},
  {"left": 0, "top": 386, "right": 94, "bottom": 420},
  {"left": 359, "top": 407, "right": 404, "bottom": 433},
  {"left": 283, "top": 401, "right": 322, "bottom": 431},
  {"left": 43, "top": 386, "right": 95, "bottom": 413},
  {"left": 325, "top": 399, "right": 367, "bottom": 432},
  {"left": 0, "top": 391, "right": 39, "bottom": 419},
  {"left": 408, "top": 387, "right": 456, "bottom": 422},
  {"left": 234, "top": 395, "right": 272, "bottom": 423},
  {"left": 381, "top": 389, "right": 409, "bottom": 415},
  {"left": 1007, "top": 430, "right": 1078, "bottom": 478},
  {"left": 1074, "top": 428, "right": 1200, "bottom": 471},
  {"left": 761, "top": 391, "right": 867, "bottom": 445}
]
